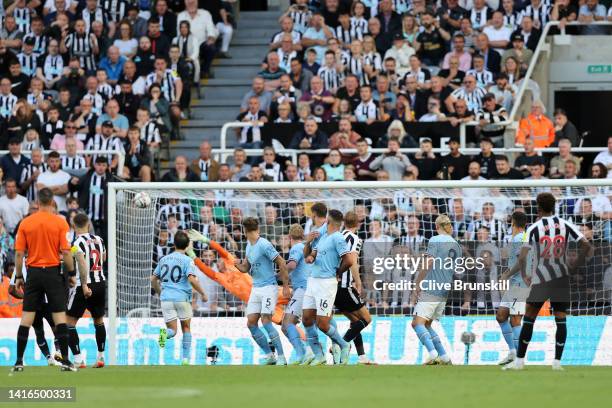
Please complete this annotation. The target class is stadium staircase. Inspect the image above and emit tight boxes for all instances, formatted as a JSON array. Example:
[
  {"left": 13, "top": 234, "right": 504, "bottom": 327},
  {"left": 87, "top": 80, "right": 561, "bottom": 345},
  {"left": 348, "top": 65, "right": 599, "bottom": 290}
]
[{"left": 162, "top": 10, "right": 280, "bottom": 171}]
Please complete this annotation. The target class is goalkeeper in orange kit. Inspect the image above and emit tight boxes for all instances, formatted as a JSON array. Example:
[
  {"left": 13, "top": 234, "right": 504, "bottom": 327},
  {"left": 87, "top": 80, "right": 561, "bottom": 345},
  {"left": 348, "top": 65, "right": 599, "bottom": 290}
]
[{"left": 186, "top": 230, "right": 289, "bottom": 324}]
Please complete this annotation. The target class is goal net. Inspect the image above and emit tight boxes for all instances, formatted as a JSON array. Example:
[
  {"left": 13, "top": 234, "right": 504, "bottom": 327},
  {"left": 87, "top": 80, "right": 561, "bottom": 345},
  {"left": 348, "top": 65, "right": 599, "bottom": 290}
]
[{"left": 107, "top": 180, "right": 612, "bottom": 365}]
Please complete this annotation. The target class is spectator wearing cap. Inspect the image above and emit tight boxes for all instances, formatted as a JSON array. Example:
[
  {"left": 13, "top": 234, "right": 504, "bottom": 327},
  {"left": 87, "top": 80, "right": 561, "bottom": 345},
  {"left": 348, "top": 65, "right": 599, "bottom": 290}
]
[
  {"left": 514, "top": 138, "right": 543, "bottom": 176},
  {"left": 516, "top": 100, "right": 555, "bottom": 147},
  {"left": 593, "top": 136, "right": 612, "bottom": 175},
  {"left": 441, "top": 34, "right": 472, "bottom": 72},
  {"left": 383, "top": 33, "right": 415, "bottom": 77},
  {"left": 511, "top": 16, "right": 541, "bottom": 52},
  {"left": 475, "top": 93, "right": 508, "bottom": 146},
  {"left": 488, "top": 73, "right": 517, "bottom": 112},
  {"left": 441, "top": 136, "right": 470, "bottom": 180},
  {"left": 493, "top": 155, "right": 524, "bottom": 180},
  {"left": 177, "top": 0, "right": 218, "bottom": 79},
  {"left": 553, "top": 108, "right": 580, "bottom": 147},
  {"left": 413, "top": 137, "right": 441, "bottom": 180},
  {"left": 502, "top": 33, "right": 533, "bottom": 70},
  {"left": 550, "top": 138, "right": 583, "bottom": 178},
  {"left": 99, "top": 46, "right": 126, "bottom": 85},
  {"left": 1, "top": 139, "right": 30, "bottom": 184},
  {"left": 85, "top": 120, "right": 125, "bottom": 172},
  {"left": 474, "top": 137, "right": 497, "bottom": 179}
]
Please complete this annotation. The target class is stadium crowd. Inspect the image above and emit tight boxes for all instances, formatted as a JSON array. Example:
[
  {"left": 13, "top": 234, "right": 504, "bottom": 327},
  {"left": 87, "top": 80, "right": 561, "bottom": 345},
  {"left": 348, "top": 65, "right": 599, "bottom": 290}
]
[{"left": 1, "top": 0, "right": 612, "bottom": 317}]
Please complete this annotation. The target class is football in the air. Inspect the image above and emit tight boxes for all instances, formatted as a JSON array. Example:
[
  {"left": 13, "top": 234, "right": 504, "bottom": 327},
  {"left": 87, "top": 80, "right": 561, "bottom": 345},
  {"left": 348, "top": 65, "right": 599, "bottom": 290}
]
[{"left": 133, "top": 192, "right": 152, "bottom": 208}]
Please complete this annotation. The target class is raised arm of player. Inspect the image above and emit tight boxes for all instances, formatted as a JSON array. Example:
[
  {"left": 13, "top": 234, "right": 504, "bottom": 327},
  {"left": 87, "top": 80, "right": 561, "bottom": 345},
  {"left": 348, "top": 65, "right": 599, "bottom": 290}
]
[{"left": 275, "top": 256, "right": 291, "bottom": 298}]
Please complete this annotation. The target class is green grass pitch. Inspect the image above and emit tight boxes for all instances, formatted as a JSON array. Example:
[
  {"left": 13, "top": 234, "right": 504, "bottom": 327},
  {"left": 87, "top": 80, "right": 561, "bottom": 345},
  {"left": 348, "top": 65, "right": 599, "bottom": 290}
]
[{"left": 5, "top": 365, "right": 611, "bottom": 408}]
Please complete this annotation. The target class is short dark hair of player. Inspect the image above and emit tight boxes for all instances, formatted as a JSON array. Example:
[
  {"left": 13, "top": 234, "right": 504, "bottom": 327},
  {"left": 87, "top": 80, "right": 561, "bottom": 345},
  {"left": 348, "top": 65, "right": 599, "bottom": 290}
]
[
  {"left": 311, "top": 202, "right": 327, "bottom": 218},
  {"left": 328, "top": 209, "right": 344, "bottom": 226},
  {"left": 38, "top": 188, "right": 54, "bottom": 205},
  {"left": 73, "top": 213, "right": 90, "bottom": 229},
  {"left": 243, "top": 217, "right": 259, "bottom": 232},
  {"left": 511, "top": 211, "right": 528, "bottom": 229},
  {"left": 344, "top": 211, "right": 359, "bottom": 229},
  {"left": 536, "top": 192, "right": 556, "bottom": 214},
  {"left": 174, "top": 230, "right": 190, "bottom": 250}
]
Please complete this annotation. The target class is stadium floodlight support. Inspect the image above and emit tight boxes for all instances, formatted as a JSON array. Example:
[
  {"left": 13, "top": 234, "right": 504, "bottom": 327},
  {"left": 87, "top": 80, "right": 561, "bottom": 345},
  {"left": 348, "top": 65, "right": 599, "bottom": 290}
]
[{"left": 107, "top": 178, "right": 612, "bottom": 365}]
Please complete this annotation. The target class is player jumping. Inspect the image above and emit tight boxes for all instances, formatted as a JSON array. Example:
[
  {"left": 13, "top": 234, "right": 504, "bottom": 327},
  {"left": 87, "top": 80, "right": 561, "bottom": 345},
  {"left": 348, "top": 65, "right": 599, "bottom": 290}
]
[
  {"left": 235, "top": 217, "right": 290, "bottom": 365},
  {"left": 152, "top": 230, "right": 207, "bottom": 365},
  {"left": 303, "top": 209, "right": 353, "bottom": 365},
  {"left": 496, "top": 211, "right": 531, "bottom": 366},
  {"left": 412, "top": 215, "right": 461, "bottom": 365},
  {"left": 66, "top": 213, "right": 107, "bottom": 369},
  {"left": 504, "top": 193, "right": 591, "bottom": 371}
]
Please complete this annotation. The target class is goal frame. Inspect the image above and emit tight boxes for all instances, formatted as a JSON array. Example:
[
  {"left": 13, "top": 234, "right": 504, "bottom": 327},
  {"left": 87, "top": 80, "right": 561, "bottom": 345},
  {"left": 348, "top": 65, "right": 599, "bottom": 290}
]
[{"left": 107, "top": 178, "right": 612, "bottom": 365}]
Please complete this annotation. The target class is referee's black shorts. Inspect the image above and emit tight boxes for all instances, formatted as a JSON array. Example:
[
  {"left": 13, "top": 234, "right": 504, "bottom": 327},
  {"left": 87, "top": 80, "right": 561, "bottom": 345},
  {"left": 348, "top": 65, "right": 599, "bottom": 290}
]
[
  {"left": 334, "top": 286, "right": 365, "bottom": 313},
  {"left": 67, "top": 282, "right": 106, "bottom": 319},
  {"left": 23, "top": 266, "right": 67, "bottom": 313},
  {"left": 526, "top": 275, "right": 571, "bottom": 313}
]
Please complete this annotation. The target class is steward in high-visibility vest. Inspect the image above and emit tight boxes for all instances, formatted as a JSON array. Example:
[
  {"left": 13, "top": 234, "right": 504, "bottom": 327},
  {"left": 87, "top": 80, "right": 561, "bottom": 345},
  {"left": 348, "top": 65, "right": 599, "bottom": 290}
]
[{"left": 516, "top": 103, "right": 555, "bottom": 147}]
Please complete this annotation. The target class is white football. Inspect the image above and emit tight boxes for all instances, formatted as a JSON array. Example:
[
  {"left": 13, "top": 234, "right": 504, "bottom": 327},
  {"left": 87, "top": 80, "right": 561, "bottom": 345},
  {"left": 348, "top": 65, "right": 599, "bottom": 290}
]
[{"left": 133, "top": 192, "right": 152, "bottom": 208}]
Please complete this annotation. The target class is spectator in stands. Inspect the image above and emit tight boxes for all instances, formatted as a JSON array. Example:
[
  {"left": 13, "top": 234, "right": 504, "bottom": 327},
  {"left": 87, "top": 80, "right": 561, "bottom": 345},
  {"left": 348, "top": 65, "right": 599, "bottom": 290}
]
[
  {"left": 297, "top": 153, "right": 313, "bottom": 181},
  {"left": 334, "top": 74, "right": 361, "bottom": 113},
  {"left": 514, "top": 138, "right": 542, "bottom": 176},
  {"left": 593, "top": 136, "right": 612, "bottom": 175},
  {"left": 259, "top": 147, "right": 285, "bottom": 182},
  {"left": 125, "top": 5, "right": 148, "bottom": 39},
  {"left": 240, "top": 76, "right": 272, "bottom": 114},
  {"left": 140, "top": 84, "right": 173, "bottom": 136},
  {"left": 402, "top": 75, "right": 427, "bottom": 119},
  {"left": 271, "top": 74, "right": 301, "bottom": 119},
  {"left": 99, "top": 46, "right": 126, "bottom": 85},
  {"left": 419, "top": 96, "right": 446, "bottom": 122},
  {"left": 133, "top": 37, "right": 156, "bottom": 78},
  {"left": 446, "top": 98, "right": 475, "bottom": 127},
  {"left": 384, "top": 32, "right": 415, "bottom": 77},
  {"left": 303, "top": 48, "right": 320, "bottom": 76},
  {"left": 589, "top": 163, "right": 608, "bottom": 179},
  {"left": 553, "top": 108, "right": 580, "bottom": 147},
  {"left": 438, "top": 55, "right": 465, "bottom": 91},
  {"left": 351, "top": 138, "right": 376, "bottom": 181},
  {"left": 512, "top": 16, "right": 541, "bottom": 52},
  {"left": 321, "top": 149, "right": 344, "bottom": 181},
  {"left": 494, "top": 155, "right": 524, "bottom": 179},
  {"left": 7, "top": 100, "right": 41, "bottom": 142},
  {"left": 191, "top": 141, "right": 219, "bottom": 182},
  {"left": 446, "top": 74, "right": 487, "bottom": 113},
  {"left": 578, "top": 0, "right": 607, "bottom": 24},
  {"left": 355, "top": 85, "right": 386, "bottom": 123},
  {"left": 275, "top": 102, "right": 294, "bottom": 123},
  {"left": 516, "top": 101, "right": 555, "bottom": 147},
  {"left": 50, "top": 123, "right": 84, "bottom": 151},
  {"left": 162, "top": 155, "right": 199, "bottom": 182},
  {"left": 20, "top": 148, "right": 47, "bottom": 202},
  {"left": 476, "top": 93, "right": 508, "bottom": 146},
  {"left": 300, "top": 76, "right": 335, "bottom": 122},
  {"left": 1, "top": 139, "right": 30, "bottom": 183},
  {"left": 270, "top": 15, "right": 302, "bottom": 51},
  {"left": 302, "top": 12, "right": 334, "bottom": 64},
  {"left": 474, "top": 137, "right": 497, "bottom": 179},
  {"left": 483, "top": 11, "right": 512, "bottom": 55},
  {"left": 0, "top": 178, "right": 29, "bottom": 235},
  {"left": 230, "top": 148, "right": 251, "bottom": 182},
  {"left": 563, "top": 159, "right": 579, "bottom": 180},
  {"left": 36, "top": 150, "right": 70, "bottom": 212},
  {"left": 550, "top": 138, "right": 582, "bottom": 178},
  {"left": 442, "top": 34, "right": 472, "bottom": 72},
  {"left": 488, "top": 73, "right": 517, "bottom": 113},
  {"left": 289, "top": 59, "right": 313, "bottom": 93},
  {"left": 370, "top": 137, "right": 417, "bottom": 181},
  {"left": 284, "top": 164, "right": 300, "bottom": 181},
  {"left": 289, "top": 117, "right": 328, "bottom": 150},
  {"left": 177, "top": 0, "right": 218, "bottom": 79},
  {"left": 441, "top": 136, "right": 469, "bottom": 180},
  {"left": 115, "top": 80, "right": 140, "bottom": 124},
  {"left": 96, "top": 98, "right": 129, "bottom": 139},
  {"left": 259, "top": 51, "right": 285, "bottom": 91},
  {"left": 236, "top": 96, "right": 268, "bottom": 152},
  {"left": 475, "top": 33, "right": 501, "bottom": 74},
  {"left": 467, "top": 54, "right": 494, "bottom": 88},
  {"left": 0, "top": 16, "right": 23, "bottom": 54},
  {"left": 147, "top": 17, "right": 171, "bottom": 58},
  {"left": 125, "top": 127, "right": 153, "bottom": 182},
  {"left": 151, "top": 0, "right": 178, "bottom": 42},
  {"left": 376, "top": 0, "right": 402, "bottom": 49},
  {"left": 551, "top": 0, "right": 578, "bottom": 27},
  {"left": 85, "top": 120, "right": 125, "bottom": 172},
  {"left": 173, "top": 21, "right": 200, "bottom": 82},
  {"left": 413, "top": 138, "right": 441, "bottom": 180},
  {"left": 502, "top": 33, "right": 533, "bottom": 71},
  {"left": 60, "top": 136, "right": 87, "bottom": 172},
  {"left": 328, "top": 118, "right": 360, "bottom": 149},
  {"left": 388, "top": 92, "right": 414, "bottom": 122}
]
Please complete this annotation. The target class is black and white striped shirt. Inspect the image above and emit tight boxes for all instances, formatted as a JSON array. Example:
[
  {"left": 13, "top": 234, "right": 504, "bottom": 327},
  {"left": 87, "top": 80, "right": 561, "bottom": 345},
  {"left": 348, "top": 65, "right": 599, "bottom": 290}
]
[
  {"left": 476, "top": 105, "right": 508, "bottom": 125},
  {"left": 317, "top": 66, "right": 343, "bottom": 91},
  {"left": 17, "top": 52, "right": 37, "bottom": 77},
  {"left": 140, "top": 121, "right": 161, "bottom": 145},
  {"left": 97, "top": 83, "right": 115, "bottom": 102},
  {"left": 0, "top": 93, "right": 18, "bottom": 119},
  {"left": 270, "top": 30, "right": 302, "bottom": 45},
  {"left": 340, "top": 229, "right": 362, "bottom": 288},
  {"left": 156, "top": 202, "right": 192, "bottom": 229},
  {"left": 469, "top": 218, "right": 507, "bottom": 242},
  {"left": 520, "top": 3, "right": 552, "bottom": 28},
  {"left": 466, "top": 69, "right": 494, "bottom": 87},
  {"left": 277, "top": 48, "right": 297, "bottom": 72},
  {"left": 81, "top": 7, "right": 110, "bottom": 33},
  {"left": 23, "top": 33, "right": 47, "bottom": 57},
  {"left": 101, "top": 0, "right": 128, "bottom": 22},
  {"left": 363, "top": 52, "right": 382, "bottom": 73},
  {"left": 20, "top": 163, "right": 47, "bottom": 202},
  {"left": 83, "top": 92, "right": 105, "bottom": 115},
  {"left": 350, "top": 17, "right": 368, "bottom": 38},
  {"left": 502, "top": 11, "right": 521, "bottom": 31},
  {"left": 85, "top": 133, "right": 125, "bottom": 164},
  {"left": 61, "top": 154, "right": 87, "bottom": 170},
  {"left": 451, "top": 86, "right": 487, "bottom": 112},
  {"left": 42, "top": 119, "right": 64, "bottom": 145},
  {"left": 335, "top": 26, "right": 360, "bottom": 44},
  {"left": 39, "top": 54, "right": 64, "bottom": 81},
  {"left": 73, "top": 232, "right": 106, "bottom": 284},
  {"left": 88, "top": 173, "right": 106, "bottom": 222},
  {"left": 398, "top": 234, "right": 426, "bottom": 254},
  {"left": 288, "top": 10, "right": 311, "bottom": 33},
  {"left": 13, "top": 7, "right": 32, "bottom": 33},
  {"left": 526, "top": 216, "right": 583, "bottom": 284},
  {"left": 470, "top": 6, "right": 491, "bottom": 31},
  {"left": 354, "top": 100, "right": 378, "bottom": 122},
  {"left": 259, "top": 162, "right": 284, "bottom": 182},
  {"left": 65, "top": 33, "right": 97, "bottom": 72},
  {"left": 145, "top": 69, "right": 179, "bottom": 102},
  {"left": 343, "top": 54, "right": 366, "bottom": 85}
]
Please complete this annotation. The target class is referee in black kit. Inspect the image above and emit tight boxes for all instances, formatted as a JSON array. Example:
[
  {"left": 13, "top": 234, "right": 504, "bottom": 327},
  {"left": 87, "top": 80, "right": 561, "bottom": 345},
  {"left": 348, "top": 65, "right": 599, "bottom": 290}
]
[{"left": 12, "top": 188, "right": 77, "bottom": 372}]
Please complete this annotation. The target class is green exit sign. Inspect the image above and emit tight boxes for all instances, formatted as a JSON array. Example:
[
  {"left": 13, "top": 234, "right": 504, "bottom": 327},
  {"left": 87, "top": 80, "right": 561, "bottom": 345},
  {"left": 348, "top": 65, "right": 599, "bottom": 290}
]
[{"left": 587, "top": 65, "right": 612, "bottom": 74}]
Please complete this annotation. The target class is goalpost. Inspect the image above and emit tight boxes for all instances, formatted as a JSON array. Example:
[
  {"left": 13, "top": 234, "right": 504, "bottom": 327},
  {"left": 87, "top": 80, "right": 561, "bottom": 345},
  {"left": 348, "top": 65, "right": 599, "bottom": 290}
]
[{"left": 107, "top": 179, "right": 612, "bottom": 366}]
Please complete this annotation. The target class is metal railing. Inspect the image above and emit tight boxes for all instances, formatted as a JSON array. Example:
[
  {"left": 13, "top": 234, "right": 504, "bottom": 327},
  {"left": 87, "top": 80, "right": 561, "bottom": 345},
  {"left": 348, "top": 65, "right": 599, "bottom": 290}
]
[{"left": 0, "top": 150, "right": 126, "bottom": 176}]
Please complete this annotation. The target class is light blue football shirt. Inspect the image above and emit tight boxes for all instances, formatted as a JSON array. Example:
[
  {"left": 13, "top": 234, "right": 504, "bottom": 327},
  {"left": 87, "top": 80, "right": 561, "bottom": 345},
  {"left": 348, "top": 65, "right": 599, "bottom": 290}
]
[
  {"left": 246, "top": 237, "right": 279, "bottom": 287},
  {"left": 508, "top": 231, "right": 529, "bottom": 288},
  {"left": 423, "top": 234, "right": 462, "bottom": 298},
  {"left": 288, "top": 242, "right": 308, "bottom": 289},
  {"left": 153, "top": 252, "right": 198, "bottom": 302},
  {"left": 312, "top": 231, "right": 350, "bottom": 279}
]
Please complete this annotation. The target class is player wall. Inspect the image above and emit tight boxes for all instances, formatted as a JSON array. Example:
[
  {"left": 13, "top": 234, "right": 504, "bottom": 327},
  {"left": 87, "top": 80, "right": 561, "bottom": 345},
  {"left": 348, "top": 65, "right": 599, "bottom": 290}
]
[{"left": 1, "top": 316, "right": 611, "bottom": 366}]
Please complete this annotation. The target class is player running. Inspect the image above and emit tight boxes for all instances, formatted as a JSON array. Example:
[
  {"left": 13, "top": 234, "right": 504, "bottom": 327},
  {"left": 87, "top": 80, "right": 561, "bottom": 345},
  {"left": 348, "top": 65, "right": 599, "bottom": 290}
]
[
  {"left": 505, "top": 193, "right": 591, "bottom": 371},
  {"left": 302, "top": 209, "right": 353, "bottom": 365},
  {"left": 282, "top": 224, "right": 313, "bottom": 364},
  {"left": 152, "top": 230, "right": 207, "bottom": 365},
  {"left": 334, "top": 211, "right": 375, "bottom": 365},
  {"left": 411, "top": 215, "right": 461, "bottom": 365},
  {"left": 496, "top": 211, "right": 531, "bottom": 366},
  {"left": 235, "top": 217, "right": 290, "bottom": 365},
  {"left": 66, "top": 213, "right": 107, "bottom": 369}
]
